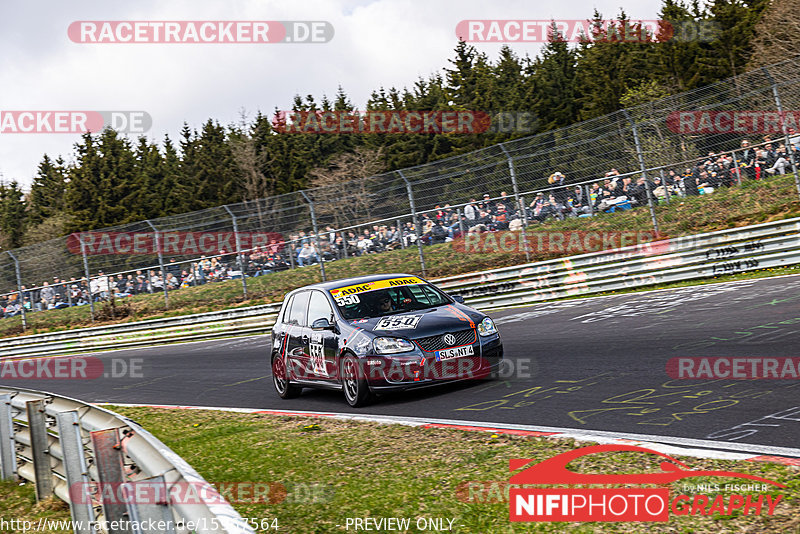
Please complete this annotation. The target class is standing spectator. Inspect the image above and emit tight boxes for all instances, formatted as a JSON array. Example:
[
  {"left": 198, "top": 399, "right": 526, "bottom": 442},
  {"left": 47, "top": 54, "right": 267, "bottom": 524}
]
[
  {"left": 548, "top": 172, "right": 568, "bottom": 204},
  {"left": 755, "top": 149, "right": 767, "bottom": 180},
  {"left": 739, "top": 140, "right": 756, "bottom": 180},
  {"left": 52, "top": 277, "right": 66, "bottom": 301},
  {"left": 464, "top": 199, "right": 477, "bottom": 222},
  {"left": 430, "top": 220, "right": 448, "bottom": 243},
  {"left": 481, "top": 193, "right": 494, "bottom": 213},
  {"left": 40, "top": 281, "right": 55, "bottom": 310},
  {"left": 332, "top": 236, "right": 346, "bottom": 259}
]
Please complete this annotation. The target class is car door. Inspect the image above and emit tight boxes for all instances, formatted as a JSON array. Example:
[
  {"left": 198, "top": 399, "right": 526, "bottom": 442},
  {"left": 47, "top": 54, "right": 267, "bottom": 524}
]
[
  {"left": 306, "top": 290, "right": 338, "bottom": 380},
  {"left": 284, "top": 290, "right": 312, "bottom": 380}
]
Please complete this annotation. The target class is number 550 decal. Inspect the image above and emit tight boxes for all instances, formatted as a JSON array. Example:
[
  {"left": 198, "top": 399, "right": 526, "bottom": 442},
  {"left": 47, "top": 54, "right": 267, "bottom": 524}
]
[
  {"left": 335, "top": 294, "right": 360, "bottom": 306},
  {"left": 375, "top": 314, "right": 423, "bottom": 330}
]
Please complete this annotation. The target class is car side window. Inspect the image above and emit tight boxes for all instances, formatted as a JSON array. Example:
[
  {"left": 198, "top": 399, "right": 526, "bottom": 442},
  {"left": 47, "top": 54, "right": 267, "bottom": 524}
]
[
  {"left": 289, "top": 291, "right": 310, "bottom": 326},
  {"left": 307, "top": 291, "right": 334, "bottom": 325},
  {"left": 280, "top": 294, "right": 295, "bottom": 324},
  {"left": 408, "top": 285, "right": 431, "bottom": 306}
]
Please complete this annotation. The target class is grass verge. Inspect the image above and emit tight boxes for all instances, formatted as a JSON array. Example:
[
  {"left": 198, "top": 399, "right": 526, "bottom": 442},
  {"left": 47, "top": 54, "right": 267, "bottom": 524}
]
[
  {"left": 1, "top": 408, "right": 798, "bottom": 532},
  {"left": 105, "top": 407, "right": 800, "bottom": 533},
  {"left": 0, "top": 480, "right": 70, "bottom": 533},
  {"left": 1, "top": 174, "right": 799, "bottom": 339}
]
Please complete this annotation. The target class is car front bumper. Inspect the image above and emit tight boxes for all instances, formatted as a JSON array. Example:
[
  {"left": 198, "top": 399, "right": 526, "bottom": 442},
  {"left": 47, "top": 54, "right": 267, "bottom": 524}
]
[{"left": 361, "top": 334, "right": 503, "bottom": 391}]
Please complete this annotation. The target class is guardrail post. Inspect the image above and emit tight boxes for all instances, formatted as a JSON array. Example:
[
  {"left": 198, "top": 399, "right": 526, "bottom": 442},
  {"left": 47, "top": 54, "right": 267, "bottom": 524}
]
[
  {"left": 0, "top": 395, "right": 16, "bottom": 480},
  {"left": 763, "top": 66, "right": 800, "bottom": 200},
  {"left": 6, "top": 251, "right": 27, "bottom": 331},
  {"left": 78, "top": 234, "right": 95, "bottom": 321},
  {"left": 300, "top": 191, "right": 326, "bottom": 281},
  {"left": 223, "top": 206, "right": 248, "bottom": 298},
  {"left": 56, "top": 411, "right": 98, "bottom": 534},
  {"left": 26, "top": 399, "right": 54, "bottom": 500},
  {"left": 91, "top": 428, "right": 132, "bottom": 534},
  {"left": 125, "top": 475, "right": 176, "bottom": 534},
  {"left": 145, "top": 221, "right": 169, "bottom": 310},
  {"left": 623, "top": 109, "right": 661, "bottom": 235},
  {"left": 397, "top": 170, "right": 427, "bottom": 277}
]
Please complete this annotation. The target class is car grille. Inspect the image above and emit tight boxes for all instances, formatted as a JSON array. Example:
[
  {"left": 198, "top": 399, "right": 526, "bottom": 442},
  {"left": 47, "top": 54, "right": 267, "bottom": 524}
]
[{"left": 414, "top": 328, "right": 476, "bottom": 352}]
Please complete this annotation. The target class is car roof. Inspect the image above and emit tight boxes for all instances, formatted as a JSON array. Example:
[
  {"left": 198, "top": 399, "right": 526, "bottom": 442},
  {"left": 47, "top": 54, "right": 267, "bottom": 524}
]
[{"left": 291, "top": 273, "right": 424, "bottom": 294}]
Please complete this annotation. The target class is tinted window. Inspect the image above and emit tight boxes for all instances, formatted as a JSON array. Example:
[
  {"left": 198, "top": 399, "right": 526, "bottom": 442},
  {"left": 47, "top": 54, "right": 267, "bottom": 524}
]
[
  {"left": 280, "top": 294, "right": 294, "bottom": 324},
  {"left": 307, "top": 291, "right": 333, "bottom": 325},
  {"left": 289, "top": 291, "right": 310, "bottom": 326}
]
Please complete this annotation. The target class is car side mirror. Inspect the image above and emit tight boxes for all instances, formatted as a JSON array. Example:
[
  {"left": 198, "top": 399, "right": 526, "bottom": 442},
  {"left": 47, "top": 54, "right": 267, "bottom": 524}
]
[
  {"left": 311, "top": 318, "right": 334, "bottom": 330},
  {"left": 450, "top": 294, "right": 465, "bottom": 304}
]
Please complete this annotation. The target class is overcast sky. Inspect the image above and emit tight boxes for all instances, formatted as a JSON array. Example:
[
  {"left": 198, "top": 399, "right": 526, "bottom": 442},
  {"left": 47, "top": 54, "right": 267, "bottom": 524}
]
[{"left": 0, "top": 0, "right": 663, "bottom": 189}]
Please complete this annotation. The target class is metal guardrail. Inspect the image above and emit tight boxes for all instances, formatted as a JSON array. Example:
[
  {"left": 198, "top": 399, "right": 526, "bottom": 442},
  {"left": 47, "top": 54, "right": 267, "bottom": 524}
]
[
  {"left": 0, "top": 304, "right": 281, "bottom": 359},
  {"left": 1, "top": 217, "right": 799, "bottom": 358},
  {"left": 0, "top": 387, "right": 254, "bottom": 534},
  {"left": 440, "top": 217, "right": 800, "bottom": 309}
]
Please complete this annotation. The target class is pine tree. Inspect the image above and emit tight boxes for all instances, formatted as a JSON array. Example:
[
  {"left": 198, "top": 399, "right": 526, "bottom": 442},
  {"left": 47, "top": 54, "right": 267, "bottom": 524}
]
[
  {"left": 0, "top": 180, "right": 26, "bottom": 248},
  {"left": 704, "top": 0, "right": 769, "bottom": 80},
  {"left": 528, "top": 26, "right": 580, "bottom": 131},
  {"left": 575, "top": 10, "right": 661, "bottom": 119},
  {"left": 64, "top": 130, "right": 137, "bottom": 232},
  {"left": 28, "top": 155, "right": 67, "bottom": 225},
  {"left": 192, "top": 119, "right": 241, "bottom": 208}
]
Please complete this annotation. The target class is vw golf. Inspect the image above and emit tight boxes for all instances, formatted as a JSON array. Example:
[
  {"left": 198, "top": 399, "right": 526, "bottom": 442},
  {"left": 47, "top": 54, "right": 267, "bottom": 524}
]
[{"left": 270, "top": 273, "right": 503, "bottom": 407}]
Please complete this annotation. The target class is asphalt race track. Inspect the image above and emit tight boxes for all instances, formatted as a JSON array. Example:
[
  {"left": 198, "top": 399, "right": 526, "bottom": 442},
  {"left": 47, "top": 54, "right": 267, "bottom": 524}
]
[{"left": 6, "top": 275, "right": 800, "bottom": 454}]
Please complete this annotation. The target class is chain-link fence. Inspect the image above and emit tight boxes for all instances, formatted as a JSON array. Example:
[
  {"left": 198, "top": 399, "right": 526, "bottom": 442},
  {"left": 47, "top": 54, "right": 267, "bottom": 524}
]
[{"left": 3, "top": 57, "right": 800, "bottom": 328}]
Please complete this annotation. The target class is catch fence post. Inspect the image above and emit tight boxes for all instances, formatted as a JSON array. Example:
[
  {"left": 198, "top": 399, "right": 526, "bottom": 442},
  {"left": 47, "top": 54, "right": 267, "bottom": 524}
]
[
  {"left": 397, "top": 170, "right": 427, "bottom": 277},
  {"left": 224, "top": 206, "right": 248, "bottom": 298}
]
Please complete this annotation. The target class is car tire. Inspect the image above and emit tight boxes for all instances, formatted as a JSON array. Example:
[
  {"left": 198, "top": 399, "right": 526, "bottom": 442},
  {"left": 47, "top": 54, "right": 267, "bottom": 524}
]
[
  {"left": 272, "top": 352, "right": 301, "bottom": 399},
  {"left": 340, "top": 354, "right": 373, "bottom": 407}
]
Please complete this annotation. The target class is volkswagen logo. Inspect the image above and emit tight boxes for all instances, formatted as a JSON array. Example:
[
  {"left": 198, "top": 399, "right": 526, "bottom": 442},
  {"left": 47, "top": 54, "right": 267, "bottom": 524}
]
[{"left": 443, "top": 333, "right": 456, "bottom": 346}]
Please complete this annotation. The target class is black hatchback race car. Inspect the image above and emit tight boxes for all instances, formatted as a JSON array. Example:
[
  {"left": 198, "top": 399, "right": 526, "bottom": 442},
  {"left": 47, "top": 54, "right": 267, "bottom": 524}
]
[{"left": 270, "top": 273, "right": 503, "bottom": 407}]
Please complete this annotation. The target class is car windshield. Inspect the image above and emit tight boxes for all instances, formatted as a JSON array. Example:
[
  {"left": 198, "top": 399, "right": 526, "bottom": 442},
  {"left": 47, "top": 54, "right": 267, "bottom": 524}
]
[{"left": 329, "top": 277, "right": 452, "bottom": 320}]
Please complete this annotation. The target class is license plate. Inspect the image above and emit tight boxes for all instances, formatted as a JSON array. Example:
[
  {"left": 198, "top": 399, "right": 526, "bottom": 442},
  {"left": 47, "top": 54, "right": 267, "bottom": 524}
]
[{"left": 435, "top": 344, "right": 474, "bottom": 361}]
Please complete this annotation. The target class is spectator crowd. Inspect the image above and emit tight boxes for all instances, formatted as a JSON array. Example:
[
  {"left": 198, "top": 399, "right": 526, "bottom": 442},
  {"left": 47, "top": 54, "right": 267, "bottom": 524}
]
[{"left": 2, "top": 135, "right": 796, "bottom": 320}]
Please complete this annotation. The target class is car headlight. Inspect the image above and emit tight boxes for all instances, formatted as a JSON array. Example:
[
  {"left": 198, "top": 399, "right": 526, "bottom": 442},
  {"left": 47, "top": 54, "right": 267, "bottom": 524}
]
[
  {"left": 477, "top": 317, "right": 498, "bottom": 336},
  {"left": 373, "top": 337, "right": 415, "bottom": 354}
]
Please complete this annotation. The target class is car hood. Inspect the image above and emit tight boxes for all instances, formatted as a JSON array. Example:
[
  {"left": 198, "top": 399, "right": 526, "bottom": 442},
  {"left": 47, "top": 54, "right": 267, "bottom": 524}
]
[{"left": 346, "top": 304, "right": 486, "bottom": 339}]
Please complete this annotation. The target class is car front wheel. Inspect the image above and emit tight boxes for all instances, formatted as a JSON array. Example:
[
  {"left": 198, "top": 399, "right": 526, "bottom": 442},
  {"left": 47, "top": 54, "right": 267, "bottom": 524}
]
[
  {"left": 340, "top": 354, "right": 373, "bottom": 407},
  {"left": 272, "top": 352, "right": 301, "bottom": 399}
]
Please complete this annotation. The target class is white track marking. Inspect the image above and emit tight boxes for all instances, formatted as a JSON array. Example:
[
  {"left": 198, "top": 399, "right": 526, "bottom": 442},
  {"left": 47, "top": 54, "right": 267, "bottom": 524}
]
[{"left": 102, "top": 403, "right": 800, "bottom": 461}]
